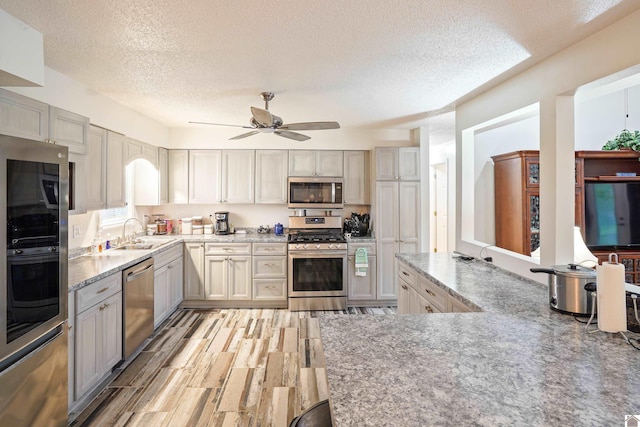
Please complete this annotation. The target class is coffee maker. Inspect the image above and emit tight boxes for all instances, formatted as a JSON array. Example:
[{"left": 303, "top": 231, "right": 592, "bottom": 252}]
[{"left": 214, "top": 211, "right": 230, "bottom": 235}]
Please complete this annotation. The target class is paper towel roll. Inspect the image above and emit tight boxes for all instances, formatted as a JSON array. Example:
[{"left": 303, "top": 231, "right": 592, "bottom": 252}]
[{"left": 596, "top": 260, "right": 627, "bottom": 333}]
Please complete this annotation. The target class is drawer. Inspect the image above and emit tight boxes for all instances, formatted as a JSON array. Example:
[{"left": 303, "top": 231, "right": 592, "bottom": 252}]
[
  {"left": 205, "top": 243, "right": 251, "bottom": 256},
  {"left": 397, "top": 262, "right": 417, "bottom": 287},
  {"left": 76, "top": 273, "right": 122, "bottom": 313},
  {"left": 347, "top": 242, "right": 376, "bottom": 256},
  {"left": 253, "top": 279, "right": 287, "bottom": 301},
  {"left": 416, "top": 276, "right": 447, "bottom": 313},
  {"left": 253, "top": 256, "right": 287, "bottom": 278},
  {"left": 253, "top": 242, "right": 287, "bottom": 256},
  {"left": 153, "top": 244, "right": 183, "bottom": 269}
]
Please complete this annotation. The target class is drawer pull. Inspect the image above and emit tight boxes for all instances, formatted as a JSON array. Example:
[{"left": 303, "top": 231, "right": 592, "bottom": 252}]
[
  {"left": 96, "top": 287, "right": 109, "bottom": 294},
  {"left": 401, "top": 285, "right": 408, "bottom": 290},
  {"left": 425, "top": 289, "right": 436, "bottom": 297},
  {"left": 264, "top": 263, "right": 276, "bottom": 266},
  {"left": 402, "top": 271, "right": 410, "bottom": 277}
]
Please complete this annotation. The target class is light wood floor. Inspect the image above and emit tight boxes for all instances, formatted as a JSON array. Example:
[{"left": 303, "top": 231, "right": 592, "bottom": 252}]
[{"left": 71, "top": 307, "right": 395, "bottom": 427}]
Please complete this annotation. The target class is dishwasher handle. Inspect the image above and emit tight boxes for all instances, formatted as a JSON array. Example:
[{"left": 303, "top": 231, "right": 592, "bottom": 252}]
[{"left": 126, "top": 263, "right": 154, "bottom": 282}]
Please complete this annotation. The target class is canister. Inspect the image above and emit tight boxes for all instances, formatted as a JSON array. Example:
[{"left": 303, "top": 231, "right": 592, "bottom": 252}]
[
  {"left": 193, "top": 225, "right": 204, "bottom": 235},
  {"left": 182, "top": 217, "right": 192, "bottom": 234}
]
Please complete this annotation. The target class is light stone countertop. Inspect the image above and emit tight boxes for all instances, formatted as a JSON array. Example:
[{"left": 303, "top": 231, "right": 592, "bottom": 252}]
[
  {"left": 319, "top": 252, "right": 640, "bottom": 426},
  {"left": 68, "top": 233, "right": 288, "bottom": 292}
]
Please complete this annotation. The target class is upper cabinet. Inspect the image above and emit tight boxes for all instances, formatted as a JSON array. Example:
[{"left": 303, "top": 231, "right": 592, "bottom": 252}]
[
  {"left": 49, "top": 107, "right": 89, "bottom": 154},
  {"left": 158, "top": 148, "right": 168, "bottom": 205},
  {"left": 221, "top": 150, "right": 255, "bottom": 203},
  {"left": 106, "top": 131, "right": 126, "bottom": 209},
  {"left": 189, "top": 150, "right": 222, "bottom": 204},
  {"left": 255, "top": 150, "right": 288, "bottom": 204},
  {"left": 375, "top": 147, "right": 420, "bottom": 181},
  {"left": 0, "top": 88, "right": 49, "bottom": 140},
  {"left": 125, "top": 137, "right": 158, "bottom": 168},
  {"left": 86, "top": 125, "right": 108, "bottom": 211},
  {"left": 289, "top": 150, "right": 343, "bottom": 177},
  {"left": 343, "top": 150, "right": 370, "bottom": 205},
  {"left": 168, "top": 149, "right": 189, "bottom": 204}
]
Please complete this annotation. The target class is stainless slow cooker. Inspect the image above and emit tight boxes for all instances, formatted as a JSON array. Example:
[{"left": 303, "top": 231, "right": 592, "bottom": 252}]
[{"left": 531, "top": 264, "right": 597, "bottom": 316}]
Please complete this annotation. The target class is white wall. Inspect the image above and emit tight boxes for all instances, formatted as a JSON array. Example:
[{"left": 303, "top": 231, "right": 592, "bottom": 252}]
[
  {"left": 456, "top": 8, "right": 640, "bottom": 282},
  {"left": 7, "top": 67, "right": 170, "bottom": 146}
]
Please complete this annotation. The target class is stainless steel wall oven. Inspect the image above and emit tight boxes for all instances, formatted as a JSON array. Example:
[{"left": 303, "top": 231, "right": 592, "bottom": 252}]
[{"left": 0, "top": 135, "right": 69, "bottom": 426}]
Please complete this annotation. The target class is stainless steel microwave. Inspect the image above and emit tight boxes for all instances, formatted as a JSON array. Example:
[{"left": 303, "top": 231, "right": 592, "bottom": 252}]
[{"left": 288, "top": 177, "right": 344, "bottom": 209}]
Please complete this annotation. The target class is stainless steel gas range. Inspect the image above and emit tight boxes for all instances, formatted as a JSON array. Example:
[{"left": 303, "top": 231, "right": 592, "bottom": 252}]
[{"left": 288, "top": 215, "right": 347, "bottom": 311}]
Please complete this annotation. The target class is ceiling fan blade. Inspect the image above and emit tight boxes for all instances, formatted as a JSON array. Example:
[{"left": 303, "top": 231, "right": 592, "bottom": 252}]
[
  {"left": 250, "top": 106, "right": 273, "bottom": 127},
  {"left": 189, "top": 121, "right": 253, "bottom": 129},
  {"left": 274, "top": 130, "right": 310, "bottom": 141},
  {"left": 280, "top": 121, "right": 340, "bottom": 131},
  {"left": 229, "top": 130, "right": 260, "bottom": 140}
]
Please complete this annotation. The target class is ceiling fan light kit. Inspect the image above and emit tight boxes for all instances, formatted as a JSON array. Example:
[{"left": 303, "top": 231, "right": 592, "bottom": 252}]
[{"left": 190, "top": 92, "right": 340, "bottom": 141}]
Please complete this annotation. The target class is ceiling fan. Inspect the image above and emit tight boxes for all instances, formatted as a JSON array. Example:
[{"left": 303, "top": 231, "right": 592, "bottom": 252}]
[{"left": 189, "top": 92, "right": 340, "bottom": 141}]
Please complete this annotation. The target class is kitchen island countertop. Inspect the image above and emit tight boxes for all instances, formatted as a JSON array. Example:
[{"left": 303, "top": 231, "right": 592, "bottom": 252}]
[{"left": 319, "top": 252, "right": 640, "bottom": 426}]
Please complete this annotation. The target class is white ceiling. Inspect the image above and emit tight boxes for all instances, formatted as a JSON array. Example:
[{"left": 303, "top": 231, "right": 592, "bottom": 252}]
[{"left": 1, "top": 0, "right": 639, "bottom": 140}]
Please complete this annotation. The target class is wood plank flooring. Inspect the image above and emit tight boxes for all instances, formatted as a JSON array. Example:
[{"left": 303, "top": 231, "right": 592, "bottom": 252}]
[{"left": 71, "top": 307, "right": 395, "bottom": 427}]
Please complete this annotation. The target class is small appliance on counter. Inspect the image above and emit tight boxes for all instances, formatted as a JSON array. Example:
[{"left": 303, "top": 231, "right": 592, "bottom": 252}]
[
  {"left": 343, "top": 212, "right": 370, "bottom": 237},
  {"left": 214, "top": 211, "right": 230, "bottom": 235},
  {"left": 530, "top": 264, "right": 596, "bottom": 316}
]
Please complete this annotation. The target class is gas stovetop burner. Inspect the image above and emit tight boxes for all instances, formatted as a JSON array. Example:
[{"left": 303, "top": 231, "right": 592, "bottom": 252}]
[{"left": 288, "top": 232, "right": 346, "bottom": 244}]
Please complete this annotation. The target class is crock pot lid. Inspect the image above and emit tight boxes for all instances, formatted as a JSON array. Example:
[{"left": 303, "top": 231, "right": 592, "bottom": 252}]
[{"left": 551, "top": 264, "right": 596, "bottom": 278}]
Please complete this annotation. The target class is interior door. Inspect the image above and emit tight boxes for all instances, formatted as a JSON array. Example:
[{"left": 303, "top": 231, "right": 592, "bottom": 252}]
[{"left": 434, "top": 162, "right": 448, "bottom": 252}]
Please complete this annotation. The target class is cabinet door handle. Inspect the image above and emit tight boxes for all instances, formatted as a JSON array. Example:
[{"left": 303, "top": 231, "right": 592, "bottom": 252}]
[
  {"left": 425, "top": 289, "right": 436, "bottom": 297},
  {"left": 168, "top": 264, "right": 173, "bottom": 269},
  {"left": 425, "top": 305, "right": 433, "bottom": 313},
  {"left": 401, "top": 285, "right": 408, "bottom": 290}
]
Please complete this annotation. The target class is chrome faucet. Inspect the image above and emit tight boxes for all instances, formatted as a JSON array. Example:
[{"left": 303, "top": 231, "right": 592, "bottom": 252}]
[{"left": 122, "top": 217, "right": 144, "bottom": 243}]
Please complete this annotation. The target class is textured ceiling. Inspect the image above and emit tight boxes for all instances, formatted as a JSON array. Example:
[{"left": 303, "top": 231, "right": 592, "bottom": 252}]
[{"left": 0, "top": 0, "right": 638, "bottom": 136}]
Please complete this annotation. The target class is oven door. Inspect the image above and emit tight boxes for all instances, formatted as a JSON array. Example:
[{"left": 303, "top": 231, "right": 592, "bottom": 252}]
[{"left": 288, "top": 251, "right": 347, "bottom": 297}]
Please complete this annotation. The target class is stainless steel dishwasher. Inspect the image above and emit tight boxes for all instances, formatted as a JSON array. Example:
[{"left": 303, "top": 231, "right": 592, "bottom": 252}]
[{"left": 123, "top": 257, "right": 154, "bottom": 359}]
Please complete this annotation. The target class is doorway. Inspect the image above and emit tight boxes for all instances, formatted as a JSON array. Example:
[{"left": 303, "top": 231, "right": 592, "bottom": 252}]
[{"left": 432, "top": 162, "right": 448, "bottom": 252}]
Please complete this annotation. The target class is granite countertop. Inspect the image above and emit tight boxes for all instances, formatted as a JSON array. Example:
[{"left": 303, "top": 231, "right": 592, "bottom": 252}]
[
  {"left": 68, "top": 233, "right": 287, "bottom": 292},
  {"left": 319, "top": 252, "right": 640, "bottom": 426}
]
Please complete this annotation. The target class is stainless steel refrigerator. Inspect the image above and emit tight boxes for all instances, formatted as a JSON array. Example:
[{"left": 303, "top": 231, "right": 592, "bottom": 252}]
[{"left": 0, "top": 135, "right": 69, "bottom": 426}]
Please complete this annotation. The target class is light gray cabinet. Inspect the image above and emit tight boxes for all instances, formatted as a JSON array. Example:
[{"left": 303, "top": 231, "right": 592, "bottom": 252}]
[
  {"left": 74, "top": 273, "right": 122, "bottom": 401},
  {"left": 168, "top": 149, "right": 189, "bottom": 204},
  {"left": 343, "top": 150, "right": 370, "bottom": 205},
  {"left": 158, "top": 147, "right": 168, "bottom": 205},
  {"left": 376, "top": 180, "right": 420, "bottom": 301},
  {"left": 184, "top": 242, "right": 205, "bottom": 300},
  {"left": 252, "top": 243, "right": 287, "bottom": 302},
  {"left": 0, "top": 88, "right": 49, "bottom": 140},
  {"left": 49, "top": 107, "right": 89, "bottom": 154},
  {"left": 375, "top": 147, "right": 420, "bottom": 181},
  {"left": 204, "top": 243, "right": 252, "bottom": 300},
  {"left": 106, "top": 131, "right": 126, "bottom": 208},
  {"left": 154, "top": 245, "right": 183, "bottom": 327},
  {"left": 255, "top": 150, "right": 288, "bottom": 204},
  {"left": 347, "top": 242, "right": 377, "bottom": 302},
  {"left": 125, "top": 137, "right": 158, "bottom": 168},
  {"left": 86, "top": 125, "right": 107, "bottom": 211},
  {"left": 289, "top": 150, "right": 343, "bottom": 177},
  {"left": 221, "top": 150, "right": 255, "bottom": 203},
  {"left": 189, "top": 149, "right": 222, "bottom": 204}
]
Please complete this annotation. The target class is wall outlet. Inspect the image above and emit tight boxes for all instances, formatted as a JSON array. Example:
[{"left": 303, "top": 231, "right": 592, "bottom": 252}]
[{"left": 73, "top": 225, "right": 81, "bottom": 238}]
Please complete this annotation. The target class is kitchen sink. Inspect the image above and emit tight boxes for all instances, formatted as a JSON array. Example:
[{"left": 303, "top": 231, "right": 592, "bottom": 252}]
[{"left": 114, "top": 238, "right": 176, "bottom": 251}]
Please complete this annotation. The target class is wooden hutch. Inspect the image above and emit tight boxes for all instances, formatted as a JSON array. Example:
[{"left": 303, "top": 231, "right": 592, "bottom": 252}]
[{"left": 492, "top": 149, "right": 640, "bottom": 283}]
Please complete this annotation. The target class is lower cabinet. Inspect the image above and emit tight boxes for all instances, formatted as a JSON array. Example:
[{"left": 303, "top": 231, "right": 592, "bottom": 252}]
[
  {"left": 183, "top": 242, "right": 288, "bottom": 307},
  {"left": 73, "top": 273, "right": 123, "bottom": 402},
  {"left": 204, "top": 243, "right": 252, "bottom": 300},
  {"left": 154, "top": 245, "right": 184, "bottom": 328},
  {"left": 347, "top": 242, "right": 378, "bottom": 303},
  {"left": 397, "top": 261, "right": 474, "bottom": 314},
  {"left": 252, "top": 243, "right": 287, "bottom": 303},
  {"left": 184, "top": 242, "right": 205, "bottom": 300}
]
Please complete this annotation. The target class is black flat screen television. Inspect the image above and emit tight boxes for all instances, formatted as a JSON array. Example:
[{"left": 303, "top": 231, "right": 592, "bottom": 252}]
[{"left": 584, "top": 181, "right": 640, "bottom": 250}]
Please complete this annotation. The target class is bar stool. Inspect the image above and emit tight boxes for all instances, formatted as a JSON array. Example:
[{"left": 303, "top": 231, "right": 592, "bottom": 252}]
[{"left": 288, "top": 399, "right": 333, "bottom": 427}]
